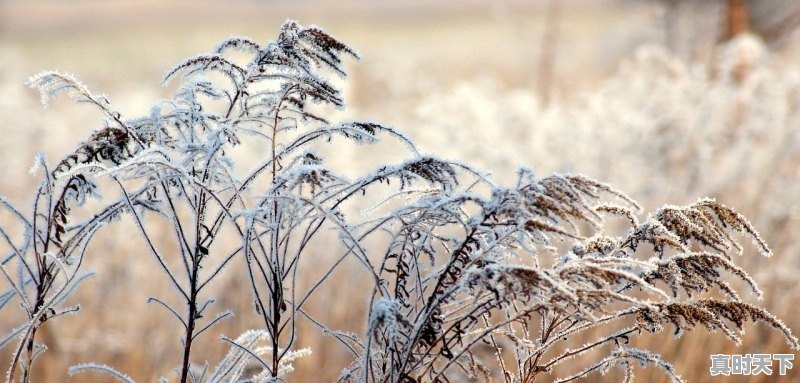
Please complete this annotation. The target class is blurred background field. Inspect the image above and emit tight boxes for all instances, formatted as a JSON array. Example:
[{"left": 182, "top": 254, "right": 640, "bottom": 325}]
[{"left": 2, "top": 0, "right": 800, "bottom": 382}]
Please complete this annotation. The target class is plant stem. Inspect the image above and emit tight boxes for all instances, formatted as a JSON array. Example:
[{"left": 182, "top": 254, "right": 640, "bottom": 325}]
[{"left": 179, "top": 257, "right": 200, "bottom": 383}]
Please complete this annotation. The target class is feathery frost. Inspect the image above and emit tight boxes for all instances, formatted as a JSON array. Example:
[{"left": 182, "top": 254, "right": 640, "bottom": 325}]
[{"left": 2, "top": 19, "right": 795, "bottom": 383}]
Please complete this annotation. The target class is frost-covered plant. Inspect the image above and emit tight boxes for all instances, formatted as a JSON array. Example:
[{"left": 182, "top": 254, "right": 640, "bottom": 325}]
[
  {"left": 0, "top": 154, "right": 99, "bottom": 383},
  {"left": 1, "top": 20, "right": 797, "bottom": 383},
  {"left": 351, "top": 174, "right": 797, "bottom": 383},
  {"left": 411, "top": 34, "right": 800, "bottom": 207}
]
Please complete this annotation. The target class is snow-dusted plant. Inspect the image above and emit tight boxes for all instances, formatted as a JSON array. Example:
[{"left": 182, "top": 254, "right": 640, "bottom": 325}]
[{"left": 1, "top": 20, "right": 796, "bottom": 383}]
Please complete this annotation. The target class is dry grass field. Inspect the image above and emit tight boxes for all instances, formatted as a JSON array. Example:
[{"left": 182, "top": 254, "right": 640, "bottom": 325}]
[{"left": 1, "top": 1, "right": 800, "bottom": 382}]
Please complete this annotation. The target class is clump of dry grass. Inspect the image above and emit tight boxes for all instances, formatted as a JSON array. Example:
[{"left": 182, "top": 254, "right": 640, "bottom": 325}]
[{"left": 1, "top": 20, "right": 796, "bottom": 383}]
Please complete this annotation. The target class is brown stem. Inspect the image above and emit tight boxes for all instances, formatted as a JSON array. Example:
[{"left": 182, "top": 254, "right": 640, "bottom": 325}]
[
  {"left": 21, "top": 327, "right": 38, "bottom": 382},
  {"left": 179, "top": 256, "right": 200, "bottom": 383},
  {"left": 721, "top": 0, "right": 749, "bottom": 42},
  {"left": 12, "top": 284, "right": 46, "bottom": 383},
  {"left": 178, "top": 80, "right": 243, "bottom": 383}
]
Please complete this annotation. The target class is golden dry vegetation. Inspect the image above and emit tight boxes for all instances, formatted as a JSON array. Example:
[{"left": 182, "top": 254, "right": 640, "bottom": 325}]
[{"left": 1, "top": 1, "right": 799, "bottom": 382}]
